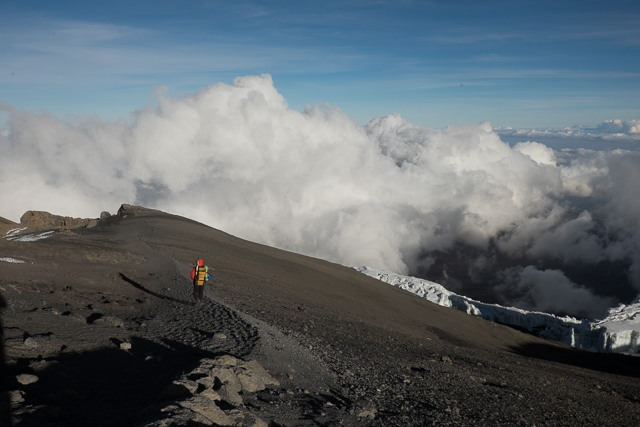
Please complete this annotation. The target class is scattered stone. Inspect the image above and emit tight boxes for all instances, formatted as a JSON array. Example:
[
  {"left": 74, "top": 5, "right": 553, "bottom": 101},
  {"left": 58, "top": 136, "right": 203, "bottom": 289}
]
[
  {"left": 442, "top": 356, "right": 452, "bottom": 365},
  {"left": 227, "top": 409, "right": 269, "bottom": 427},
  {"left": 172, "top": 379, "right": 200, "bottom": 396},
  {"left": 16, "top": 374, "right": 39, "bottom": 385},
  {"left": 23, "top": 336, "right": 38, "bottom": 349},
  {"left": 214, "top": 333, "right": 227, "bottom": 339},
  {"left": 179, "top": 396, "right": 234, "bottom": 426},
  {"left": 236, "top": 359, "right": 280, "bottom": 393},
  {"left": 9, "top": 390, "right": 25, "bottom": 404},
  {"left": 214, "top": 355, "right": 238, "bottom": 367},
  {"left": 357, "top": 401, "right": 377, "bottom": 419},
  {"left": 200, "top": 389, "right": 221, "bottom": 401},
  {"left": 144, "top": 356, "right": 278, "bottom": 426},
  {"left": 120, "top": 342, "right": 132, "bottom": 351},
  {"left": 86, "top": 312, "right": 104, "bottom": 324},
  {"left": 193, "top": 374, "right": 216, "bottom": 389},
  {"left": 30, "top": 359, "right": 59, "bottom": 372},
  {"left": 211, "top": 366, "right": 243, "bottom": 406},
  {"left": 93, "top": 315, "right": 124, "bottom": 327}
]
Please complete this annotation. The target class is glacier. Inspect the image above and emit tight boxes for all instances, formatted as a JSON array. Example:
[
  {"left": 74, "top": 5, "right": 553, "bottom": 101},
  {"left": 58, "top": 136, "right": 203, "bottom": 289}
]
[{"left": 356, "top": 266, "right": 640, "bottom": 355}]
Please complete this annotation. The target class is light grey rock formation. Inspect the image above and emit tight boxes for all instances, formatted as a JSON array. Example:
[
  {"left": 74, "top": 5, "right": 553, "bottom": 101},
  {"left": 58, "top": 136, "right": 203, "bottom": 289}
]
[
  {"left": 140, "top": 355, "right": 277, "bottom": 427},
  {"left": 16, "top": 374, "right": 39, "bottom": 385}
]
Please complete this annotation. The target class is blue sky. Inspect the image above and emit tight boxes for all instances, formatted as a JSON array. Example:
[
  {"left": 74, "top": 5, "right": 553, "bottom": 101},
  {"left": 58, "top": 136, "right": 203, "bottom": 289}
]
[{"left": 1, "top": 0, "right": 639, "bottom": 129}]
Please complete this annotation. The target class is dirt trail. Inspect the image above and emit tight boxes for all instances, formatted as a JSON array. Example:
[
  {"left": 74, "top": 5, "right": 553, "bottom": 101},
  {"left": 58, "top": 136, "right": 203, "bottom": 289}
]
[
  {"left": 2, "top": 217, "right": 360, "bottom": 426},
  {"left": 118, "top": 234, "right": 360, "bottom": 426}
]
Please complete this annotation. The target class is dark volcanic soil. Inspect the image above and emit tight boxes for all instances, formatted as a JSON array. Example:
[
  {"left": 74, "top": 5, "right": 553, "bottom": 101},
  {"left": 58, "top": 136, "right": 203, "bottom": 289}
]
[{"left": 1, "top": 207, "right": 640, "bottom": 426}]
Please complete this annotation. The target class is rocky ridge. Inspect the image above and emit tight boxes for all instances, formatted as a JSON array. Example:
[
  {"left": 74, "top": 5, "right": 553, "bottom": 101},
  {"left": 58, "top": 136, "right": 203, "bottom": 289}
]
[{"left": 1, "top": 204, "right": 157, "bottom": 237}]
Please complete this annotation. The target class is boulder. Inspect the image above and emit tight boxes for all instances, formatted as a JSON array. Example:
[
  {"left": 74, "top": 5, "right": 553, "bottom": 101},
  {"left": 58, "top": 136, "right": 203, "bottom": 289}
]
[
  {"left": 211, "top": 366, "right": 243, "bottom": 406},
  {"left": 93, "top": 315, "right": 125, "bottom": 328},
  {"left": 227, "top": 409, "right": 269, "bottom": 427},
  {"left": 19, "top": 210, "right": 97, "bottom": 231},
  {"left": 117, "top": 204, "right": 156, "bottom": 217},
  {"left": 9, "top": 390, "right": 25, "bottom": 405},
  {"left": 23, "top": 337, "right": 38, "bottom": 349},
  {"left": 179, "top": 397, "right": 234, "bottom": 426},
  {"left": 16, "top": 374, "right": 39, "bottom": 385},
  {"left": 145, "top": 356, "right": 276, "bottom": 427},
  {"left": 236, "top": 359, "right": 280, "bottom": 393}
]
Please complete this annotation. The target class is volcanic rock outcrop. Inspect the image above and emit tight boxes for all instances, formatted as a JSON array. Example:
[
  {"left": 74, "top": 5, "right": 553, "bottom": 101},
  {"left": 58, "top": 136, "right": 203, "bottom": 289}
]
[
  {"left": 140, "top": 355, "right": 278, "bottom": 427},
  {"left": 18, "top": 211, "right": 98, "bottom": 231}
]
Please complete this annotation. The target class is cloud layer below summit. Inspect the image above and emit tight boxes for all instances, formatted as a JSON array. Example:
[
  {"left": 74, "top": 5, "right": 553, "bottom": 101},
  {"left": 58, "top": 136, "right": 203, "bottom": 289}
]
[{"left": 2, "top": 75, "right": 639, "bottom": 318}]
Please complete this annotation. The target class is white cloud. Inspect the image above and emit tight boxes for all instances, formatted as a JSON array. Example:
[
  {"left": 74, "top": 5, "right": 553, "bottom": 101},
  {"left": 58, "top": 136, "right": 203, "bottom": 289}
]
[
  {"left": 1, "top": 74, "right": 639, "bottom": 315},
  {"left": 527, "top": 211, "right": 604, "bottom": 263},
  {"left": 496, "top": 119, "right": 640, "bottom": 142},
  {"left": 596, "top": 119, "right": 640, "bottom": 135},
  {"left": 513, "top": 141, "right": 557, "bottom": 166},
  {"left": 499, "top": 266, "right": 614, "bottom": 319}
]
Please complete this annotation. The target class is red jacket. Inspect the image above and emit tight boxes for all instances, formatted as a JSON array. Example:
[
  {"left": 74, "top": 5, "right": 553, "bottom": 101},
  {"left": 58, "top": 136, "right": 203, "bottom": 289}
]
[{"left": 190, "top": 258, "right": 204, "bottom": 281}]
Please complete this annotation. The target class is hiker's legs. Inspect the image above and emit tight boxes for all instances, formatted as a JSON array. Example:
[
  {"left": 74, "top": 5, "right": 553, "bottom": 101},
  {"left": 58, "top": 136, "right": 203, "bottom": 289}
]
[
  {"left": 194, "top": 284, "right": 204, "bottom": 303},
  {"left": 193, "top": 282, "right": 200, "bottom": 302}
]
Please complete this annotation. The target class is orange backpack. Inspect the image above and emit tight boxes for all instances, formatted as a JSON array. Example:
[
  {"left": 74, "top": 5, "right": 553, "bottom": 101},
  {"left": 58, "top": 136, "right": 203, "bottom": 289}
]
[{"left": 195, "top": 265, "right": 207, "bottom": 286}]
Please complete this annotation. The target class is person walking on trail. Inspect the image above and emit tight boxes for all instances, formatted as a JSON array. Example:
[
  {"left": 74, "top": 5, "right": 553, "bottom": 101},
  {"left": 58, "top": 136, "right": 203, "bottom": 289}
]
[{"left": 190, "top": 258, "right": 211, "bottom": 304}]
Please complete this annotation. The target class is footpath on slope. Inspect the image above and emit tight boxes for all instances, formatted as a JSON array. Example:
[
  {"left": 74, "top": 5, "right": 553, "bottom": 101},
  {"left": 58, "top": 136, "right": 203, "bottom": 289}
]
[
  {"left": 1, "top": 210, "right": 368, "bottom": 427},
  {"left": 120, "top": 227, "right": 366, "bottom": 427}
]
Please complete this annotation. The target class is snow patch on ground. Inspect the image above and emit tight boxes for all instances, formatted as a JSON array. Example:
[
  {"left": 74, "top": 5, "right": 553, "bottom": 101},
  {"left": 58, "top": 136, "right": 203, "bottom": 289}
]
[
  {"left": 0, "top": 257, "right": 26, "bottom": 264},
  {"left": 356, "top": 266, "right": 640, "bottom": 355},
  {"left": 5, "top": 227, "right": 27, "bottom": 238},
  {"left": 5, "top": 231, "right": 55, "bottom": 242}
]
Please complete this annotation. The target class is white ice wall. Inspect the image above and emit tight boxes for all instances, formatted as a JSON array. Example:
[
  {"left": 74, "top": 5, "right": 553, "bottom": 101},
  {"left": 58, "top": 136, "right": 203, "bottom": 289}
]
[{"left": 356, "top": 266, "right": 640, "bottom": 354}]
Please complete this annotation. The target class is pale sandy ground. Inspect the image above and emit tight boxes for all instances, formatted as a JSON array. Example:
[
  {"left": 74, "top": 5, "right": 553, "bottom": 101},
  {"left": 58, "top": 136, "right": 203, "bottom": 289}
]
[{"left": 1, "top": 206, "right": 640, "bottom": 426}]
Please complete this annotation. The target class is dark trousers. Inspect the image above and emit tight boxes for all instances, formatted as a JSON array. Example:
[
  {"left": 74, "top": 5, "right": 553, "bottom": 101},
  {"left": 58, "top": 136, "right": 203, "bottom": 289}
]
[{"left": 194, "top": 283, "right": 204, "bottom": 303}]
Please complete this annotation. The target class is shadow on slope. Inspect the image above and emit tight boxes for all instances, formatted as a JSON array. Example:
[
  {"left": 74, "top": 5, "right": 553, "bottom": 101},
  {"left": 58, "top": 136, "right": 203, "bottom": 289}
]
[
  {"left": 10, "top": 336, "right": 233, "bottom": 427},
  {"left": 509, "top": 342, "right": 640, "bottom": 379},
  {"left": 119, "top": 273, "right": 194, "bottom": 306},
  {"left": 1, "top": 292, "right": 13, "bottom": 426}
]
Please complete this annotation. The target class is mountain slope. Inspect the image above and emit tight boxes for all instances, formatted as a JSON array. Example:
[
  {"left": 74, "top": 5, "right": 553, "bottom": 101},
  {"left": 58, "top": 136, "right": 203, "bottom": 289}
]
[{"left": 2, "top": 207, "right": 640, "bottom": 426}]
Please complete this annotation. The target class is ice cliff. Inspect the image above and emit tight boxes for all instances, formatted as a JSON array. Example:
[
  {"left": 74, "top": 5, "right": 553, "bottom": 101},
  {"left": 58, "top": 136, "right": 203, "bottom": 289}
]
[{"left": 356, "top": 266, "right": 640, "bottom": 354}]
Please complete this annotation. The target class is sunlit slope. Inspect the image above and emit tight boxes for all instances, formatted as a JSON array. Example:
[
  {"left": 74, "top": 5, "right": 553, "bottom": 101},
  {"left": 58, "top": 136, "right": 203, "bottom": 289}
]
[{"left": 124, "top": 209, "right": 547, "bottom": 353}]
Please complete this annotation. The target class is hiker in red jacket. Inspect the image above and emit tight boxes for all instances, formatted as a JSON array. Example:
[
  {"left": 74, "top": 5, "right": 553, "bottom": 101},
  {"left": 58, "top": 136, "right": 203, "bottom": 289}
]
[{"left": 190, "top": 258, "right": 211, "bottom": 304}]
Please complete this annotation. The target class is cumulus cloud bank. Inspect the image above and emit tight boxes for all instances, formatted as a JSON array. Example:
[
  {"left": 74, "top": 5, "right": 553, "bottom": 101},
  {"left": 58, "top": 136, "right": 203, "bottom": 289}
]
[
  {"left": 496, "top": 119, "right": 640, "bottom": 145},
  {"left": 1, "top": 74, "right": 639, "bottom": 319}
]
